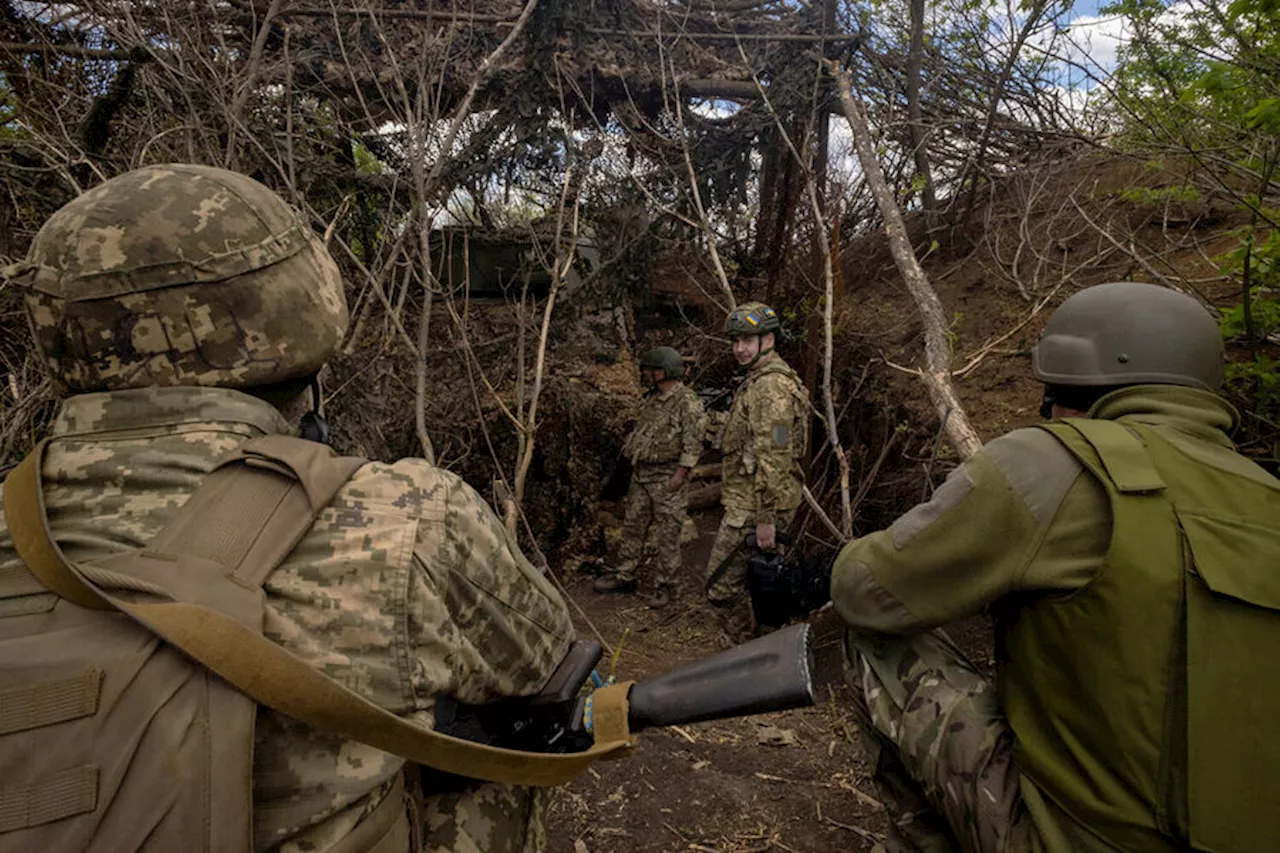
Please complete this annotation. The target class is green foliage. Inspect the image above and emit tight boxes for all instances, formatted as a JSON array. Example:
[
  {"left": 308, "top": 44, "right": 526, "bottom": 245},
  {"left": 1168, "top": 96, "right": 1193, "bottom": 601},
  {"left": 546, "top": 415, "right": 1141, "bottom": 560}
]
[
  {"left": 1225, "top": 355, "right": 1280, "bottom": 429},
  {"left": 1104, "top": 0, "right": 1280, "bottom": 162},
  {"left": 1117, "top": 185, "right": 1201, "bottom": 205},
  {"left": 1217, "top": 224, "right": 1280, "bottom": 341}
]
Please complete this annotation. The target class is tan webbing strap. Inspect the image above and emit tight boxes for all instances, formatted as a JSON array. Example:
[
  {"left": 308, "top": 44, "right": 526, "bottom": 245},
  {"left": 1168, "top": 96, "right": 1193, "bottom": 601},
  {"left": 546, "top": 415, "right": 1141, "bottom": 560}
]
[
  {"left": 587, "top": 682, "right": 635, "bottom": 760},
  {"left": 0, "top": 668, "right": 102, "bottom": 735},
  {"left": 4, "top": 442, "right": 636, "bottom": 788},
  {"left": 0, "top": 765, "right": 98, "bottom": 832}
]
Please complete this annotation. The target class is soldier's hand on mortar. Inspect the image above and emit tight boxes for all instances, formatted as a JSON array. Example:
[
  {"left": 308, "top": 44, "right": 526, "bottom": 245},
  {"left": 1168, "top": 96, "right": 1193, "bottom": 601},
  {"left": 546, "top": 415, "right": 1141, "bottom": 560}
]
[
  {"left": 667, "top": 467, "right": 689, "bottom": 492},
  {"left": 756, "top": 522, "right": 776, "bottom": 550}
]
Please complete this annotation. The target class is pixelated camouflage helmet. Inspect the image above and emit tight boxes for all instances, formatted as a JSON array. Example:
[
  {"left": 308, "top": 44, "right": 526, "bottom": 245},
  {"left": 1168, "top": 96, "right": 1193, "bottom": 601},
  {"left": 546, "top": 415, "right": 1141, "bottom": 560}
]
[
  {"left": 1032, "top": 282, "right": 1224, "bottom": 391},
  {"left": 4, "top": 164, "right": 348, "bottom": 393},
  {"left": 640, "top": 346, "right": 685, "bottom": 379},
  {"left": 723, "top": 302, "right": 781, "bottom": 338}
]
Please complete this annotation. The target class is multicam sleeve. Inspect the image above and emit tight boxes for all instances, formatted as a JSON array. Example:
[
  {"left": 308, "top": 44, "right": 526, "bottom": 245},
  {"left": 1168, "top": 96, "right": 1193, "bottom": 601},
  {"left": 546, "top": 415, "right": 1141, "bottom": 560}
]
[
  {"left": 678, "top": 392, "right": 706, "bottom": 469},
  {"left": 408, "top": 470, "right": 573, "bottom": 706},
  {"left": 747, "top": 374, "right": 800, "bottom": 526}
]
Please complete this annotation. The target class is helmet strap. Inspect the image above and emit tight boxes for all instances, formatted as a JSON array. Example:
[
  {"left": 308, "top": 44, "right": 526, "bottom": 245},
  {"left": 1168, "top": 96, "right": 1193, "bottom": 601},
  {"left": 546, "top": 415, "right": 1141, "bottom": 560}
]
[
  {"left": 299, "top": 375, "right": 333, "bottom": 445},
  {"left": 746, "top": 338, "right": 775, "bottom": 370}
]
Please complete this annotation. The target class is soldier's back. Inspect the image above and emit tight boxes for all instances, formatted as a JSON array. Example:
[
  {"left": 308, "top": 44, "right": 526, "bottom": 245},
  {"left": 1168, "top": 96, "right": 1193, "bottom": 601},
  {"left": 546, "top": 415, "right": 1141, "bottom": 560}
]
[{"left": 0, "top": 386, "right": 570, "bottom": 851}]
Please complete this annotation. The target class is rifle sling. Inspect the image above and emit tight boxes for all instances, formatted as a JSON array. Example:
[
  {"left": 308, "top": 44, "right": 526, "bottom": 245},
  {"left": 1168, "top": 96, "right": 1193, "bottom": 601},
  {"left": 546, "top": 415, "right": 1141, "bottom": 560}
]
[{"left": 4, "top": 440, "right": 634, "bottom": 788}]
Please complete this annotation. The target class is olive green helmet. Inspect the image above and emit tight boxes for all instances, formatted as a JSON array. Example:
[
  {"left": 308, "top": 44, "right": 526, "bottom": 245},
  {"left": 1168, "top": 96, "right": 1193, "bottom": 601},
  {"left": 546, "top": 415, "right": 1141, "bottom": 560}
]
[
  {"left": 640, "top": 346, "right": 685, "bottom": 379},
  {"left": 723, "top": 302, "right": 781, "bottom": 338},
  {"left": 4, "top": 164, "right": 348, "bottom": 393},
  {"left": 1032, "top": 282, "right": 1223, "bottom": 391}
]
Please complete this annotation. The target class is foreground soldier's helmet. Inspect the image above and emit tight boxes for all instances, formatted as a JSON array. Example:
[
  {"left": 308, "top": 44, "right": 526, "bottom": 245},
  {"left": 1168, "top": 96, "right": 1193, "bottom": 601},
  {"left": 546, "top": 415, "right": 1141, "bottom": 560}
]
[
  {"left": 1032, "top": 282, "right": 1223, "bottom": 392},
  {"left": 640, "top": 346, "right": 686, "bottom": 379},
  {"left": 723, "top": 302, "right": 781, "bottom": 338},
  {"left": 5, "top": 164, "right": 348, "bottom": 393}
]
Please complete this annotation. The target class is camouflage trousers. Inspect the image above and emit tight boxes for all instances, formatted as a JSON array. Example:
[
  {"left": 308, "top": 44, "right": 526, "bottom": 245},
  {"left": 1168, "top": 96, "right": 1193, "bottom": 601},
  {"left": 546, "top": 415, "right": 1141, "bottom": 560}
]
[
  {"left": 612, "top": 473, "right": 687, "bottom": 587},
  {"left": 703, "top": 508, "right": 795, "bottom": 644},
  {"left": 843, "top": 629, "right": 1035, "bottom": 853},
  {"left": 423, "top": 783, "right": 548, "bottom": 853}
]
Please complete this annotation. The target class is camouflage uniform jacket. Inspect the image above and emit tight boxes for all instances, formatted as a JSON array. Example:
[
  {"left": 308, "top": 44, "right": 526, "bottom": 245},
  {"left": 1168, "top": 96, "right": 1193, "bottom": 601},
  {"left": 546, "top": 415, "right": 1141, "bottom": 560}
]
[
  {"left": 719, "top": 355, "right": 808, "bottom": 526},
  {"left": 0, "top": 386, "right": 574, "bottom": 853},
  {"left": 622, "top": 382, "right": 706, "bottom": 481},
  {"left": 830, "top": 385, "right": 1257, "bottom": 852}
]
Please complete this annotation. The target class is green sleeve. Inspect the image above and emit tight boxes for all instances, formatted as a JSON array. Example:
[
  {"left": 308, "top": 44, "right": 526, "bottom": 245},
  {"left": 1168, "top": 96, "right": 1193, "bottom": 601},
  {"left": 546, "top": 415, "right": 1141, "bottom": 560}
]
[{"left": 831, "top": 428, "right": 1103, "bottom": 634}]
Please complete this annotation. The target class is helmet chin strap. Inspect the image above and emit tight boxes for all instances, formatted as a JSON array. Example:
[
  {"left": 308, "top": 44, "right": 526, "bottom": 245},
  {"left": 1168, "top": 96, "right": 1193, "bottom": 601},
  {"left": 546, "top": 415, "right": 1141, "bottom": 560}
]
[
  {"left": 743, "top": 337, "right": 774, "bottom": 370},
  {"left": 299, "top": 375, "right": 333, "bottom": 445}
]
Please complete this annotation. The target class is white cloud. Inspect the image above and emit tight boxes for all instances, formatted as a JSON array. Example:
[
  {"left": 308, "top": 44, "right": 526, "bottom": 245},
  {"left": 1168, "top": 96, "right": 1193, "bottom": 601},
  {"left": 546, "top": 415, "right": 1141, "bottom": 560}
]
[{"left": 1059, "top": 14, "right": 1131, "bottom": 72}]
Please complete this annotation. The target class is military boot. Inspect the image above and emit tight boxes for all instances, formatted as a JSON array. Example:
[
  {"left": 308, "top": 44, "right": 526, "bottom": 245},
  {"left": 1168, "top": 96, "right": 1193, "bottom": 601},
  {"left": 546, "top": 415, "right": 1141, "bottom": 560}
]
[{"left": 593, "top": 575, "right": 638, "bottom": 594}]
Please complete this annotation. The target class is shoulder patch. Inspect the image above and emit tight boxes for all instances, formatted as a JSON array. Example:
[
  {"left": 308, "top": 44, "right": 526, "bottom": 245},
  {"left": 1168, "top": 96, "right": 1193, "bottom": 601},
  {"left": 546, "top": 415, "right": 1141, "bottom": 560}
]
[
  {"left": 986, "top": 428, "right": 1085, "bottom": 527},
  {"left": 890, "top": 465, "right": 975, "bottom": 549}
]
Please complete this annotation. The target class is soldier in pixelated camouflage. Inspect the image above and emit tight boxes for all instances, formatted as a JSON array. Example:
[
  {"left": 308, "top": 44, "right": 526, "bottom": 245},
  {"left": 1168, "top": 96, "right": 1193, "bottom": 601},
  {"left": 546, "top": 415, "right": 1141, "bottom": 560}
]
[
  {"left": 0, "top": 165, "right": 572, "bottom": 852},
  {"left": 594, "top": 346, "right": 705, "bottom": 609},
  {"left": 704, "top": 302, "right": 809, "bottom": 644}
]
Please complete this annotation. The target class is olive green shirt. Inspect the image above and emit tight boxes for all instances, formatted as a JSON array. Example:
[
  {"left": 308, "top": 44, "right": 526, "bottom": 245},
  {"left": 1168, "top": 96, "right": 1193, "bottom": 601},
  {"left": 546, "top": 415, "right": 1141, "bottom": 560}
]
[{"left": 830, "top": 385, "right": 1243, "bottom": 852}]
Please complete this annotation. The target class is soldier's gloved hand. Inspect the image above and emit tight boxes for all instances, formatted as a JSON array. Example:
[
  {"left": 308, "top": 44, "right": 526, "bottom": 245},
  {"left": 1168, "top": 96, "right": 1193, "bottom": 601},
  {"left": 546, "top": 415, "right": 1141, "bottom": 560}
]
[{"left": 756, "top": 522, "right": 776, "bottom": 551}]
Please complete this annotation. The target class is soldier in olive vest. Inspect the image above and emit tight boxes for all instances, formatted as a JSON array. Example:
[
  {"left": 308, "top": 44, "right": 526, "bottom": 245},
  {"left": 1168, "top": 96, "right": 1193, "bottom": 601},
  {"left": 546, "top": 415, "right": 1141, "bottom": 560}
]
[
  {"left": 595, "top": 346, "right": 705, "bottom": 608},
  {"left": 0, "top": 166, "right": 574, "bottom": 853},
  {"left": 705, "top": 303, "right": 809, "bottom": 644},
  {"left": 830, "top": 282, "right": 1280, "bottom": 853}
]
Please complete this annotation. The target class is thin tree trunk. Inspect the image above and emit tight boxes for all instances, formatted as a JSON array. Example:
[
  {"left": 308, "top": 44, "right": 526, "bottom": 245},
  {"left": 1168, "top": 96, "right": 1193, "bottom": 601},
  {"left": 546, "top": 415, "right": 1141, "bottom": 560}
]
[
  {"left": 906, "top": 0, "right": 938, "bottom": 231},
  {"left": 225, "top": 0, "right": 283, "bottom": 167},
  {"left": 830, "top": 62, "right": 983, "bottom": 460}
]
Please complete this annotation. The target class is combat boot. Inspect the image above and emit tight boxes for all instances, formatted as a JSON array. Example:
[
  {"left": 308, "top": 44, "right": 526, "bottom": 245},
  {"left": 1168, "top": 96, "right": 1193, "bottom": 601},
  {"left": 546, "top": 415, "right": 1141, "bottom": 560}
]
[{"left": 593, "top": 575, "right": 638, "bottom": 594}]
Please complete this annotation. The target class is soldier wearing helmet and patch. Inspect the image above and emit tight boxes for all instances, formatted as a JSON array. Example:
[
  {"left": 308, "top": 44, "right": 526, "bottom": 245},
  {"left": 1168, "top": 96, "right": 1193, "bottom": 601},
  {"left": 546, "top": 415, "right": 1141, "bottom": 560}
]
[
  {"left": 595, "top": 346, "right": 705, "bottom": 609},
  {"left": 704, "top": 302, "right": 809, "bottom": 644},
  {"left": 0, "top": 165, "right": 573, "bottom": 852},
  {"left": 831, "top": 282, "right": 1280, "bottom": 853}
]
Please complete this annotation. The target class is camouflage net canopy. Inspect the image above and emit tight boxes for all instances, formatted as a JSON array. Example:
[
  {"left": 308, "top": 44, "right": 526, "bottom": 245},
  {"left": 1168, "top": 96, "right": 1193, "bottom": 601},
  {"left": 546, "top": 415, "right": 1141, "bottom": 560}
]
[{"left": 0, "top": 0, "right": 1087, "bottom": 550}]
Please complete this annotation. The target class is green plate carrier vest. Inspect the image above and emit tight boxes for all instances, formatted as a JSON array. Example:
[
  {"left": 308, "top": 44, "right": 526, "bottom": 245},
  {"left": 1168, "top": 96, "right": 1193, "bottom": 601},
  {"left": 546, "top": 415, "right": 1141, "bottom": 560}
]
[{"left": 1001, "top": 419, "right": 1280, "bottom": 853}]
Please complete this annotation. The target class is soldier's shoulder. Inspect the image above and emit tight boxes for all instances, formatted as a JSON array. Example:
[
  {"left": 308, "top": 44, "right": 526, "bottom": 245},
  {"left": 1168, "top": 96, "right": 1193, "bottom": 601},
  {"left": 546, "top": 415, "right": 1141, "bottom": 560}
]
[
  {"left": 334, "top": 456, "right": 481, "bottom": 522},
  {"left": 675, "top": 384, "right": 703, "bottom": 406},
  {"left": 981, "top": 427, "right": 1081, "bottom": 477},
  {"left": 750, "top": 365, "right": 804, "bottom": 394},
  {"left": 977, "top": 427, "right": 1088, "bottom": 522}
]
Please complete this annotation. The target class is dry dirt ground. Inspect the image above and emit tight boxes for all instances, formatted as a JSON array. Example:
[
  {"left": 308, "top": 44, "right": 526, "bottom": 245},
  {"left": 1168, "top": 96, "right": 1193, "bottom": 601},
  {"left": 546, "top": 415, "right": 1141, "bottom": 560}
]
[
  {"left": 545, "top": 508, "right": 885, "bottom": 853},
  {"left": 544, "top": 510, "right": 1000, "bottom": 853}
]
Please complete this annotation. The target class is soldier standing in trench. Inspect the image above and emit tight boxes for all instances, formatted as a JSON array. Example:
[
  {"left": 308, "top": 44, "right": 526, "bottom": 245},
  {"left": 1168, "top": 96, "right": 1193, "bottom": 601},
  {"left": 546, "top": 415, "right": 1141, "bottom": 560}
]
[
  {"left": 830, "top": 282, "right": 1280, "bottom": 853},
  {"left": 704, "top": 302, "right": 809, "bottom": 644},
  {"left": 595, "top": 346, "right": 705, "bottom": 609}
]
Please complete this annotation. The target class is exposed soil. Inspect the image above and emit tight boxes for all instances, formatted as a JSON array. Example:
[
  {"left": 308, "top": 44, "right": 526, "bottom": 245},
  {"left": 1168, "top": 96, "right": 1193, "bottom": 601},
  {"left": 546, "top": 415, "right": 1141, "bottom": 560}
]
[{"left": 545, "top": 509, "right": 997, "bottom": 853}]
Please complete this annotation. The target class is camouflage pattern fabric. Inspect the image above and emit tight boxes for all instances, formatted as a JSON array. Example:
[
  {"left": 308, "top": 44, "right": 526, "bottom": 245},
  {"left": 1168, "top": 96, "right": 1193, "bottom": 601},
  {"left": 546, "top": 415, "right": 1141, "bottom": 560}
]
[
  {"left": 719, "top": 355, "right": 808, "bottom": 526},
  {"left": 843, "top": 629, "right": 1033, "bottom": 853},
  {"left": 704, "top": 508, "right": 795, "bottom": 644},
  {"left": 609, "top": 383, "right": 704, "bottom": 587},
  {"left": 0, "top": 386, "right": 573, "bottom": 853},
  {"left": 621, "top": 382, "right": 705, "bottom": 471},
  {"left": 612, "top": 477, "right": 687, "bottom": 587},
  {"left": 3, "top": 164, "right": 348, "bottom": 393}
]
